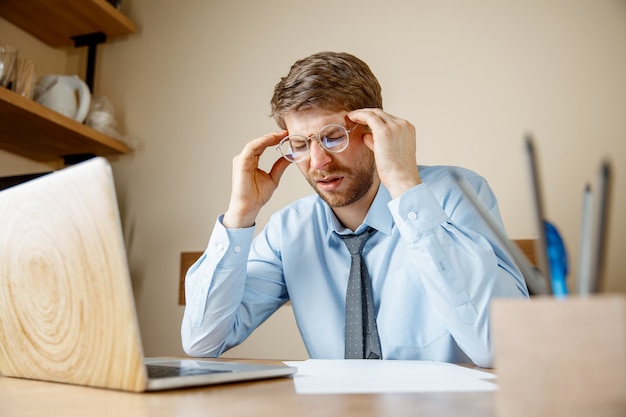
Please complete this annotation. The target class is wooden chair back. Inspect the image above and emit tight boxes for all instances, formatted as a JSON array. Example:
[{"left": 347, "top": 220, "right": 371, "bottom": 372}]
[{"left": 179, "top": 240, "right": 538, "bottom": 305}]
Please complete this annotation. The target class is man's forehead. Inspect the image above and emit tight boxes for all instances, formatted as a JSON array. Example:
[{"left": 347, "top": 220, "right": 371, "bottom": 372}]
[{"left": 284, "top": 110, "right": 348, "bottom": 134}]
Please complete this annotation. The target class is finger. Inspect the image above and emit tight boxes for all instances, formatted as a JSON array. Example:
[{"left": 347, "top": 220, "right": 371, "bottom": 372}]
[
  {"left": 268, "top": 155, "right": 292, "bottom": 184},
  {"left": 362, "top": 132, "right": 375, "bottom": 151},
  {"left": 348, "top": 108, "right": 393, "bottom": 127},
  {"left": 242, "top": 130, "right": 289, "bottom": 157}
]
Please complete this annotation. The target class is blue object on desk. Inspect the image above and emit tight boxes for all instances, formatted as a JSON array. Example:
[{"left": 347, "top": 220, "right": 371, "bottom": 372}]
[{"left": 545, "top": 221, "right": 568, "bottom": 297}]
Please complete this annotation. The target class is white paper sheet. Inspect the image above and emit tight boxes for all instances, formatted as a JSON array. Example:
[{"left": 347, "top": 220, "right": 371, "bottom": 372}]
[{"left": 283, "top": 359, "right": 497, "bottom": 394}]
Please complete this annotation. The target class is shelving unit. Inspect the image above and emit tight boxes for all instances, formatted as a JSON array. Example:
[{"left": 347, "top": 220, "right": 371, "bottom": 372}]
[
  {"left": 0, "top": 88, "right": 129, "bottom": 162},
  {"left": 0, "top": 0, "right": 135, "bottom": 163}
]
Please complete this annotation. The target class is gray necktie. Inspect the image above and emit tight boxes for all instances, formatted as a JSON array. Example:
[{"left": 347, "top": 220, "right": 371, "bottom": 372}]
[{"left": 340, "top": 227, "right": 382, "bottom": 359}]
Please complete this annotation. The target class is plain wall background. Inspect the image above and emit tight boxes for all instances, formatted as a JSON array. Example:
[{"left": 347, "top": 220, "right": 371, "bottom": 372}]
[{"left": 1, "top": 0, "right": 625, "bottom": 359}]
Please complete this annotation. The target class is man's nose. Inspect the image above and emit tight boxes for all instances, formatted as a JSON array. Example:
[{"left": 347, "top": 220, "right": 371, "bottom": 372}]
[{"left": 308, "top": 140, "right": 332, "bottom": 170}]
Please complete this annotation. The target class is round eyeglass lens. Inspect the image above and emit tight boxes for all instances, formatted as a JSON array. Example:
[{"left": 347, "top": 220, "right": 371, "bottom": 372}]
[
  {"left": 278, "top": 135, "right": 308, "bottom": 162},
  {"left": 319, "top": 125, "right": 349, "bottom": 152}
]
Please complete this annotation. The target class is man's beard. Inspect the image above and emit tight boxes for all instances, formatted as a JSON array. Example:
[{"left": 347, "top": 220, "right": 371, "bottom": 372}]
[{"left": 305, "top": 157, "right": 377, "bottom": 208}]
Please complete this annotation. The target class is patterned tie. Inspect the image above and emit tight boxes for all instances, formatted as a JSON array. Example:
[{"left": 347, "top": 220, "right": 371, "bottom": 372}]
[{"left": 340, "top": 227, "right": 382, "bottom": 359}]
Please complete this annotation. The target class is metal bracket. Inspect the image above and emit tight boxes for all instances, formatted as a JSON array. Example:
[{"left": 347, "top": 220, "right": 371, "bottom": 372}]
[{"left": 72, "top": 32, "right": 107, "bottom": 92}]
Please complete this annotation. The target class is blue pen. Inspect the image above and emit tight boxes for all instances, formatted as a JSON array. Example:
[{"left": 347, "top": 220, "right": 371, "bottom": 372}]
[{"left": 544, "top": 221, "right": 568, "bottom": 297}]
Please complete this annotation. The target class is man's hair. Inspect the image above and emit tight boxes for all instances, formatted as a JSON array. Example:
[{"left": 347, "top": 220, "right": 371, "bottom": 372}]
[{"left": 270, "top": 51, "right": 383, "bottom": 129}]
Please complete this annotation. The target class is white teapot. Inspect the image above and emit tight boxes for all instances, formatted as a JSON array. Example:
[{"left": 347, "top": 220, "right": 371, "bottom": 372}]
[{"left": 35, "top": 75, "right": 91, "bottom": 123}]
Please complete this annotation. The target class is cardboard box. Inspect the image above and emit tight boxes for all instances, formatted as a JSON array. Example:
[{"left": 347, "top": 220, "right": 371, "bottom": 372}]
[{"left": 491, "top": 295, "right": 626, "bottom": 417}]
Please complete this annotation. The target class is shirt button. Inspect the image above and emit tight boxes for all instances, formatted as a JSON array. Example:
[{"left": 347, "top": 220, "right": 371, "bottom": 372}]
[
  {"left": 408, "top": 211, "right": 417, "bottom": 220},
  {"left": 216, "top": 243, "right": 224, "bottom": 252},
  {"left": 233, "top": 245, "right": 241, "bottom": 253}
]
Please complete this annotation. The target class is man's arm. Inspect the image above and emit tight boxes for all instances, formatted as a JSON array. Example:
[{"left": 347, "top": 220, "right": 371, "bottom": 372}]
[
  {"left": 181, "top": 215, "right": 289, "bottom": 357},
  {"left": 388, "top": 173, "right": 528, "bottom": 367},
  {"left": 181, "top": 218, "right": 254, "bottom": 356},
  {"left": 181, "top": 130, "right": 291, "bottom": 356}
]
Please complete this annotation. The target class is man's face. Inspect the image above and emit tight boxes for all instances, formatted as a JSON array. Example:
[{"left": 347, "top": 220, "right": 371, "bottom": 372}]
[{"left": 283, "top": 108, "right": 378, "bottom": 208}]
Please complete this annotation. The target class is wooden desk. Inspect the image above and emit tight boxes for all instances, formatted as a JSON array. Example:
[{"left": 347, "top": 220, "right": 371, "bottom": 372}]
[{"left": 0, "top": 359, "right": 494, "bottom": 417}]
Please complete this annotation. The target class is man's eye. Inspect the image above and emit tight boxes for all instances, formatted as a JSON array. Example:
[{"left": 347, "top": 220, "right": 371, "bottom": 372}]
[
  {"left": 290, "top": 140, "right": 307, "bottom": 151},
  {"left": 323, "top": 134, "right": 346, "bottom": 148}
]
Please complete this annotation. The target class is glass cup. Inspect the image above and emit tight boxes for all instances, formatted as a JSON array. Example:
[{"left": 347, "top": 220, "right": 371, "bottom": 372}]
[{"left": 0, "top": 43, "right": 18, "bottom": 88}]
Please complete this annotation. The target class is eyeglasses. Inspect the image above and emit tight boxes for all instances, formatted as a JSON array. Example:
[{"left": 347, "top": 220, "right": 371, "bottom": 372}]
[{"left": 277, "top": 123, "right": 359, "bottom": 162}]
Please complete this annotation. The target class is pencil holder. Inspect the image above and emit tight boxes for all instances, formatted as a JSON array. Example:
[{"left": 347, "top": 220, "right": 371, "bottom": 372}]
[
  {"left": 491, "top": 295, "right": 626, "bottom": 417},
  {"left": 12, "top": 56, "right": 36, "bottom": 98}
]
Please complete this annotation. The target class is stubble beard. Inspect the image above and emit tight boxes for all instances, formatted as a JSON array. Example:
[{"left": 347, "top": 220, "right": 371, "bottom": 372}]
[{"left": 306, "top": 156, "right": 377, "bottom": 208}]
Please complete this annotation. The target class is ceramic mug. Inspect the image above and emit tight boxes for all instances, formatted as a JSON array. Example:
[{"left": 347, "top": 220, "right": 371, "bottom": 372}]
[{"left": 35, "top": 75, "right": 91, "bottom": 123}]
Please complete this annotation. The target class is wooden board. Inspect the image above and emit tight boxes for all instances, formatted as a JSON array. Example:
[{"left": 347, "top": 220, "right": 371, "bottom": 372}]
[
  {"left": 0, "top": 0, "right": 136, "bottom": 48},
  {"left": 0, "top": 88, "right": 129, "bottom": 162}
]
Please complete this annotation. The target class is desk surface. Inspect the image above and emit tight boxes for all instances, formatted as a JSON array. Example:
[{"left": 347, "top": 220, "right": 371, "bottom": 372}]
[{"left": 0, "top": 359, "right": 494, "bottom": 417}]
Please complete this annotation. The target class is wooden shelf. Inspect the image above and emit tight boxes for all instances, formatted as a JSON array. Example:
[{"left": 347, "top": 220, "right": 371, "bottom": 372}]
[
  {"left": 0, "top": 0, "right": 136, "bottom": 47},
  {"left": 0, "top": 88, "right": 130, "bottom": 163}
]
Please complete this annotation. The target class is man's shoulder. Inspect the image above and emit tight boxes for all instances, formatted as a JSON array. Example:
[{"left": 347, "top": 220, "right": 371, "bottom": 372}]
[
  {"left": 272, "top": 193, "right": 327, "bottom": 221},
  {"left": 419, "top": 165, "right": 484, "bottom": 184}
]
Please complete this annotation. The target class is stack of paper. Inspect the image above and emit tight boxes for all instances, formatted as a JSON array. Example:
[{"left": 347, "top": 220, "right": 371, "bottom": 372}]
[{"left": 283, "top": 360, "right": 496, "bottom": 394}]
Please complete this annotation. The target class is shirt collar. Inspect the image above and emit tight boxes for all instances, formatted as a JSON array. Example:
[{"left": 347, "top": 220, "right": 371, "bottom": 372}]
[{"left": 323, "top": 183, "right": 394, "bottom": 239}]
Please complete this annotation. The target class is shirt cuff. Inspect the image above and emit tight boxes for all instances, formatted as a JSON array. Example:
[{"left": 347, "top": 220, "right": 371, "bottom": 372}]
[
  {"left": 387, "top": 184, "right": 449, "bottom": 243},
  {"left": 208, "top": 214, "right": 255, "bottom": 267}
]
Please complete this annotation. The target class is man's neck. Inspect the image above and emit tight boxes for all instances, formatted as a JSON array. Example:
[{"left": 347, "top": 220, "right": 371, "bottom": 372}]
[{"left": 331, "top": 181, "right": 380, "bottom": 232}]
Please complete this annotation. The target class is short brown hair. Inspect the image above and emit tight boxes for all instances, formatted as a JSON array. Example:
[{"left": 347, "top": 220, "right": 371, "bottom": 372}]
[{"left": 270, "top": 51, "right": 383, "bottom": 129}]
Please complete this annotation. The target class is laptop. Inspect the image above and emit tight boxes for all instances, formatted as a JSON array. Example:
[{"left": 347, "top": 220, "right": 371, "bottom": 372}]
[{"left": 0, "top": 157, "right": 296, "bottom": 392}]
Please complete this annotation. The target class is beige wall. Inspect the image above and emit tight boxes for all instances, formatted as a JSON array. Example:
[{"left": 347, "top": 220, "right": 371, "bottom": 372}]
[{"left": 2, "top": 0, "right": 625, "bottom": 359}]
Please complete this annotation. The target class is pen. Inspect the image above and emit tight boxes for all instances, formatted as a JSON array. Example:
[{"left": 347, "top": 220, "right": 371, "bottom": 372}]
[
  {"left": 577, "top": 184, "right": 593, "bottom": 295},
  {"left": 589, "top": 161, "right": 612, "bottom": 293}
]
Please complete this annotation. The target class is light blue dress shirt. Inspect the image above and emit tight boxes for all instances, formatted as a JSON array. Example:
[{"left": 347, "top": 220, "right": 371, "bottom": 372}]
[{"left": 181, "top": 165, "right": 529, "bottom": 367}]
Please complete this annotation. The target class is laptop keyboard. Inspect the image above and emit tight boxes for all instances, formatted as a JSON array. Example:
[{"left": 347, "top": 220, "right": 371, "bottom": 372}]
[{"left": 147, "top": 364, "right": 232, "bottom": 379}]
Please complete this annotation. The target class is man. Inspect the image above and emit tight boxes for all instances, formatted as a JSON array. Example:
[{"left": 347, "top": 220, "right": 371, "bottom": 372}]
[{"left": 181, "top": 51, "right": 528, "bottom": 367}]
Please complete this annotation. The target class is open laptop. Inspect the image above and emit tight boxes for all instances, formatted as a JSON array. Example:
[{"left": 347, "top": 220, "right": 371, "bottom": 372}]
[{"left": 0, "top": 157, "right": 295, "bottom": 392}]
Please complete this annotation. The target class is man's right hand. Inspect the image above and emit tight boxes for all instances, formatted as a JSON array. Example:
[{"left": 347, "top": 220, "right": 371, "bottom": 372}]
[{"left": 222, "top": 130, "right": 291, "bottom": 228}]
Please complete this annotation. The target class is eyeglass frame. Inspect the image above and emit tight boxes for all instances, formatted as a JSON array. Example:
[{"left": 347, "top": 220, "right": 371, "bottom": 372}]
[{"left": 276, "top": 123, "right": 359, "bottom": 162}]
